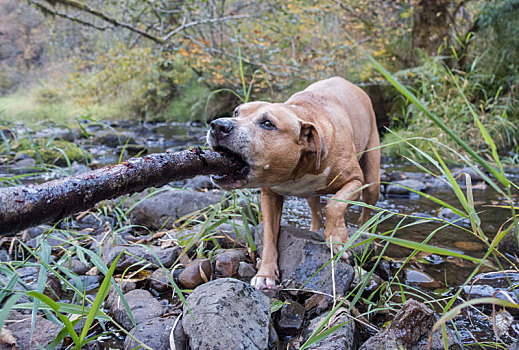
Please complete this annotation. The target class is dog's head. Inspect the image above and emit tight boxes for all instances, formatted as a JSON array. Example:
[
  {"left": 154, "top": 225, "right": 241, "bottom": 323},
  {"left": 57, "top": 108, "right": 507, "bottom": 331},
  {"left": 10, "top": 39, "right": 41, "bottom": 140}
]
[{"left": 207, "top": 101, "right": 325, "bottom": 190}]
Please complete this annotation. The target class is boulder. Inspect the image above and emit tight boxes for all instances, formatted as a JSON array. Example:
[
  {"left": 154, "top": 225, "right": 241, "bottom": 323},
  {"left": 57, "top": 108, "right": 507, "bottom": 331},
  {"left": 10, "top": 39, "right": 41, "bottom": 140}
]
[
  {"left": 182, "top": 278, "right": 271, "bottom": 350},
  {"left": 256, "top": 224, "right": 354, "bottom": 295},
  {"left": 129, "top": 189, "right": 223, "bottom": 230}
]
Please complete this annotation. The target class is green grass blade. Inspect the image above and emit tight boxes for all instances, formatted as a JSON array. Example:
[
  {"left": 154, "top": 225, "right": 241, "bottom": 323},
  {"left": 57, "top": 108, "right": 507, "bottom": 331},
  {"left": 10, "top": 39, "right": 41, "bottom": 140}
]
[
  {"left": 363, "top": 233, "right": 485, "bottom": 264},
  {"left": 31, "top": 239, "right": 51, "bottom": 342},
  {"left": 0, "top": 293, "right": 24, "bottom": 330},
  {"left": 79, "top": 249, "right": 124, "bottom": 343},
  {"left": 27, "top": 291, "right": 80, "bottom": 345}
]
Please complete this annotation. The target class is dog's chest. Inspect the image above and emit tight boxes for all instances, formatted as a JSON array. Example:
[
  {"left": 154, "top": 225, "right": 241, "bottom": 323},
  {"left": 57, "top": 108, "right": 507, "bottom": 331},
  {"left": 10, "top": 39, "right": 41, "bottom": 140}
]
[{"left": 271, "top": 167, "right": 331, "bottom": 197}]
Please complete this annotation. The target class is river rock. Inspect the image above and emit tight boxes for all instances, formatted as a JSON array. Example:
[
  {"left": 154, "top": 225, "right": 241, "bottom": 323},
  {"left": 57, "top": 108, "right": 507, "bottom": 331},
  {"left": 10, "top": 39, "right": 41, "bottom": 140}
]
[
  {"left": 68, "top": 258, "right": 90, "bottom": 275},
  {"left": 238, "top": 261, "right": 257, "bottom": 279},
  {"left": 107, "top": 289, "right": 164, "bottom": 330},
  {"left": 150, "top": 268, "right": 172, "bottom": 293},
  {"left": 359, "top": 299, "right": 435, "bottom": 349},
  {"left": 215, "top": 249, "right": 246, "bottom": 277},
  {"left": 124, "top": 316, "right": 177, "bottom": 350},
  {"left": 304, "top": 294, "right": 332, "bottom": 319},
  {"left": 275, "top": 299, "right": 305, "bottom": 336},
  {"left": 386, "top": 179, "right": 427, "bottom": 196},
  {"left": 182, "top": 278, "right": 271, "bottom": 350},
  {"left": 103, "top": 245, "right": 181, "bottom": 272},
  {"left": 178, "top": 258, "right": 212, "bottom": 289},
  {"left": 301, "top": 310, "right": 356, "bottom": 350},
  {"left": 255, "top": 224, "right": 354, "bottom": 295},
  {"left": 183, "top": 175, "right": 215, "bottom": 190},
  {"left": 129, "top": 189, "right": 223, "bottom": 229},
  {"left": 463, "top": 271, "right": 519, "bottom": 305},
  {"left": 2, "top": 311, "right": 62, "bottom": 350},
  {"left": 497, "top": 226, "right": 519, "bottom": 256}
]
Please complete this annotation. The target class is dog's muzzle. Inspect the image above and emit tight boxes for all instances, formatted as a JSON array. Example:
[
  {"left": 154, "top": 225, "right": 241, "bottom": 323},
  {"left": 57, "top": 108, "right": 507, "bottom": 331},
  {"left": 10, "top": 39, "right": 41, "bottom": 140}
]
[
  {"left": 207, "top": 118, "right": 250, "bottom": 189},
  {"left": 209, "top": 119, "right": 234, "bottom": 142}
]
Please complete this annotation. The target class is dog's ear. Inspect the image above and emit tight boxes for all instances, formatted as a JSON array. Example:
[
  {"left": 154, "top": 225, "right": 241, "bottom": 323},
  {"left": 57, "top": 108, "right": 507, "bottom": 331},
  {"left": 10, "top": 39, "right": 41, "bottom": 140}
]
[{"left": 300, "top": 121, "right": 326, "bottom": 171}]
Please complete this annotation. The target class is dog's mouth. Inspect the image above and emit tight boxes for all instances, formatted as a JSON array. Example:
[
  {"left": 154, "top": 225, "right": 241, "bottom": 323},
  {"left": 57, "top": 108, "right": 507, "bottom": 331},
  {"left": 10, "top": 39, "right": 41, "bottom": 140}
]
[{"left": 211, "top": 145, "right": 250, "bottom": 189}]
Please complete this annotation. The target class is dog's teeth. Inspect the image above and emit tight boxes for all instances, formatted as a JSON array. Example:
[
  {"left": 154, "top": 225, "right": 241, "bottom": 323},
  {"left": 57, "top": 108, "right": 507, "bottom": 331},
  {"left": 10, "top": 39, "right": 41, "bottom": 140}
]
[{"left": 263, "top": 164, "right": 270, "bottom": 171}]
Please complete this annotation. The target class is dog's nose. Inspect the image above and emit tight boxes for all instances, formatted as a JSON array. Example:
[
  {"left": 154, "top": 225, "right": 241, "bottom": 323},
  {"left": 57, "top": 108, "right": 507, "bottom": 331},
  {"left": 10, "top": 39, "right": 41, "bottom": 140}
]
[{"left": 210, "top": 119, "right": 234, "bottom": 139}]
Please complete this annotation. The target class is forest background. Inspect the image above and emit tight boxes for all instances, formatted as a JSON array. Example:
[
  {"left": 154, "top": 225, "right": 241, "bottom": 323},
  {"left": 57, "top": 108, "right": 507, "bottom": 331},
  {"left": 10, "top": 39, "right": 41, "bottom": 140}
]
[{"left": 0, "top": 0, "right": 518, "bottom": 162}]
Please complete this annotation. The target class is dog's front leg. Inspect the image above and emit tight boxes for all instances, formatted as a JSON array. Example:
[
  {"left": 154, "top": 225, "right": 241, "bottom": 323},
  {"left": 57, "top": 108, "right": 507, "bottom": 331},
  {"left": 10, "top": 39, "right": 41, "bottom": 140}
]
[
  {"left": 323, "top": 178, "right": 363, "bottom": 258},
  {"left": 251, "top": 187, "right": 284, "bottom": 289}
]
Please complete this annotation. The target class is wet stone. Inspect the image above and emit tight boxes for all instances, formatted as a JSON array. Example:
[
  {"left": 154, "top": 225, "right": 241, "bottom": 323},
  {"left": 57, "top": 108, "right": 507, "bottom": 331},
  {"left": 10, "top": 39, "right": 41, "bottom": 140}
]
[
  {"left": 107, "top": 289, "right": 164, "bottom": 330},
  {"left": 178, "top": 258, "right": 212, "bottom": 289},
  {"left": 304, "top": 294, "right": 332, "bottom": 319},
  {"left": 150, "top": 268, "right": 171, "bottom": 293},
  {"left": 404, "top": 268, "right": 439, "bottom": 288},
  {"left": 275, "top": 299, "right": 305, "bottom": 336},
  {"left": 256, "top": 224, "right": 354, "bottom": 295},
  {"left": 124, "top": 316, "right": 177, "bottom": 350},
  {"left": 463, "top": 271, "right": 519, "bottom": 305},
  {"left": 182, "top": 278, "right": 271, "bottom": 350},
  {"left": 359, "top": 299, "right": 435, "bottom": 350}
]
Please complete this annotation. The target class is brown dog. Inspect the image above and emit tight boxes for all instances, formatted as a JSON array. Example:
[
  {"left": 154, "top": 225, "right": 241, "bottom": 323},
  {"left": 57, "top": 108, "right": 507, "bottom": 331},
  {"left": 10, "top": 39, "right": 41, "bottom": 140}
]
[{"left": 207, "top": 77, "right": 380, "bottom": 289}]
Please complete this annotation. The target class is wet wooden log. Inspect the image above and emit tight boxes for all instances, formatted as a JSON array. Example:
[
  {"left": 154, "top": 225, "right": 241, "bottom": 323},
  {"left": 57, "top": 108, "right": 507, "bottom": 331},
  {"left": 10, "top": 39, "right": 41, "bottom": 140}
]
[{"left": 0, "top": 149, "right": 243, "bottom": 236}]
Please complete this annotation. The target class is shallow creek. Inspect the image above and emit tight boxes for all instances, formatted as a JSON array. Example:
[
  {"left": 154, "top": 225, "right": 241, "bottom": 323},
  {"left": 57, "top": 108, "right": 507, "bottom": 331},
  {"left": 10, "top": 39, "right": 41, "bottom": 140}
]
[{"left": 3, "top": 121, "right": 518, "bottom": 347}]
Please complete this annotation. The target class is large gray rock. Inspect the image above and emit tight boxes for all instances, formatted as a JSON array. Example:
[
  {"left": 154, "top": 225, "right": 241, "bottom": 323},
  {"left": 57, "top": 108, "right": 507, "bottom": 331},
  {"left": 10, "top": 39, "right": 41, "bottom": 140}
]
[
  {"left": 107, "top": 289, "right": 164, "bottom": 330},
  {"left": 256, "top": 225, "right": 355, "bottom": 295},
  {"left": 103, "top": 245, "right": 181, "bottom": 272},
  {"left": 129, "top": 189, "right": 224, "bottom": 229},
  {"left": 182, "top": 278, "right": 271, "bottom": 350},
  {"left": 301, "top": 310, "right": 356, "bottom": 350},
  {"left": 124, "top": 316, "right": 177, "bottom": 350}
]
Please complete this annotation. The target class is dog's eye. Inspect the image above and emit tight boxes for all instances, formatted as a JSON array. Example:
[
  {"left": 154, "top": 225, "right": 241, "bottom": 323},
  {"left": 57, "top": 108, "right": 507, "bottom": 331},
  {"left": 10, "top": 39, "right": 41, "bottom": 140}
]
[
  {"left": 233, "top": 110, "right": 238, "bottom": 118},
  {"left": 260, "top": 119, "right": 276, "bottom": 130}
]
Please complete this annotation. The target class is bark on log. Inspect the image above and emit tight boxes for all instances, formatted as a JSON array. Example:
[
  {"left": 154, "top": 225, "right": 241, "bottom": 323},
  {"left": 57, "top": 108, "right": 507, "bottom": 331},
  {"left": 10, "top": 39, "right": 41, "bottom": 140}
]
[{"left": 0, "top": 149, "right": 244, "bottom": 236}]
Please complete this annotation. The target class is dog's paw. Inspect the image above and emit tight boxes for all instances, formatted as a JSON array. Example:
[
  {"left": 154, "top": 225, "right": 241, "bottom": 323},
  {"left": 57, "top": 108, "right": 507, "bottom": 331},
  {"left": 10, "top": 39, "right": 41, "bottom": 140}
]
[
  {"left": 251, "top": 275, "right": 277, "bottom": 290},
  {"left": 327, "top": 236, "right": 352, "bottom": 261}
]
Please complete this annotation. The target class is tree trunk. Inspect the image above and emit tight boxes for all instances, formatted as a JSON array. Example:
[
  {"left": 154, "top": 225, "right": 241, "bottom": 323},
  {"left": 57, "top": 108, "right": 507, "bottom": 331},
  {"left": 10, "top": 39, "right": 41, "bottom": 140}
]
[
  {"left": 412, "top": 0, "right": 452, "bottom": 57},
  {"left": 0, "top": 149, "right": 245, "bottom": 236}
]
